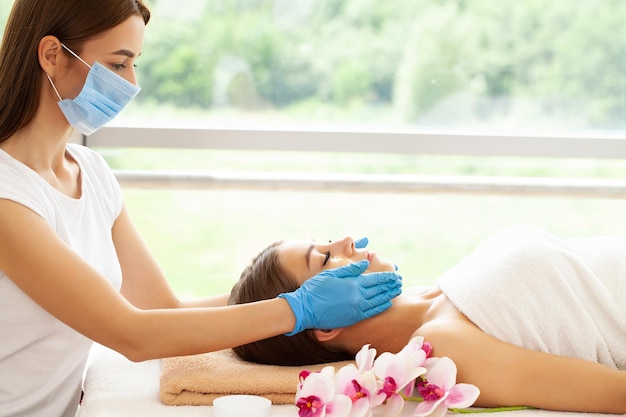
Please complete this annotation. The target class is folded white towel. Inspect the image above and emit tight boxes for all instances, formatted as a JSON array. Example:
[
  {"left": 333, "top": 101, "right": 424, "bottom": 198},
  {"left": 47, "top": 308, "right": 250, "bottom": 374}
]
[{"left": 437, "top": 225, "right": 626, "bottom": 369}]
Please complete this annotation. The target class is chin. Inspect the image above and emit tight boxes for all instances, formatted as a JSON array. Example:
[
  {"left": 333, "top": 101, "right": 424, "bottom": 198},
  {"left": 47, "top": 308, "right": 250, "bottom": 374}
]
[{"left": 367, "top": 260, "right": 396, "bottom": 273}]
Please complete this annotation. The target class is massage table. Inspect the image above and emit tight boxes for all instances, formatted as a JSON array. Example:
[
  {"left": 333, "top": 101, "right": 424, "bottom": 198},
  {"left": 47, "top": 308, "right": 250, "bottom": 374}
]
[
  {"left": 78, "top": 344, "right": 295, "bottom": 417},
  {"left": 78, "top": 343, "right": 619, "bottom": 417}
]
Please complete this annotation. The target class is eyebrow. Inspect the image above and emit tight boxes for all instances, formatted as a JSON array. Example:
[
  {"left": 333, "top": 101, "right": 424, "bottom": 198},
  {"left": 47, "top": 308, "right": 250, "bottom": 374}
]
[
  {"left": 305, "top": 244, "right": 314, "bottom": 272},
  {"left": 110, "top": 49, "right": 139, "bottom": 58}
]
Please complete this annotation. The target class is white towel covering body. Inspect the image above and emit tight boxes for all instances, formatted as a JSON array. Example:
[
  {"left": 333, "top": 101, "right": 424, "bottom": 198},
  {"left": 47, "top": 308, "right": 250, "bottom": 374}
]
[{"left": 436, "top": 225, "right": 626, "bottom": 369}]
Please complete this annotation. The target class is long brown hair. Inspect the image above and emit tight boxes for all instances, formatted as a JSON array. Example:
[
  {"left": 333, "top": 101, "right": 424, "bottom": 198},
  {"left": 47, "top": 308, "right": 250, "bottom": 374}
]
[
  {"left": 0, "top": 0, "right": 151, "bottom": 143},
  {"left": 229, "top": 241, "right": 353, "bottom": 366}
]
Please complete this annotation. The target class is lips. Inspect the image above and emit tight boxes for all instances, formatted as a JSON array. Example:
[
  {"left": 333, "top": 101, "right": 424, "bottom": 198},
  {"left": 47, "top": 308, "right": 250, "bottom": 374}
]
[{"left": 367, "top": 251, "right": 375, "bottom": 262}]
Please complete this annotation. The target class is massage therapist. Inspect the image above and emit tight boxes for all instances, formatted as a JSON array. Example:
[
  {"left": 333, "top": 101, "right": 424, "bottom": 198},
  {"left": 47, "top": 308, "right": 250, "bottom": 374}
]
[{"left": 0, "top": 1, "right": 402, "bottom": 416}]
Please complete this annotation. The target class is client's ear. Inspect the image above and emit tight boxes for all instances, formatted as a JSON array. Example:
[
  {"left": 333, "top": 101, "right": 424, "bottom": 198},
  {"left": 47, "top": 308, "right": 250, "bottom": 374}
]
[{"left": 313, "top": 328, "right": 343, "bottom": 342}]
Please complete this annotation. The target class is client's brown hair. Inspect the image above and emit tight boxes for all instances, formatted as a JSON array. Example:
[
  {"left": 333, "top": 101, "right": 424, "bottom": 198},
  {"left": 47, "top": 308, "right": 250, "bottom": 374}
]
[{"left": 229, "top": 241, "right": 353, "bottom": 365}]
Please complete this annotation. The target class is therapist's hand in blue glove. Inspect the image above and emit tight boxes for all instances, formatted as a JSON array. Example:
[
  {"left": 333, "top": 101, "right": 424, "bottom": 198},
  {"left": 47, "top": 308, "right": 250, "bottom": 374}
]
[
  {"left": 356, "top": 237, "right": 398, "bottom": 270},
  {"left": 278, "top": 255, "right": 402, "bottom": 336},
  {"left": 354, "top": 237, "right": 369, "bottom": 249}
]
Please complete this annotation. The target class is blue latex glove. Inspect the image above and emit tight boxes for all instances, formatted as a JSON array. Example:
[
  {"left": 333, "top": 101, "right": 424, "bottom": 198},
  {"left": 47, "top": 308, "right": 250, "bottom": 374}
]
[
  {"left": 355, "top": 237, "right": 398, "bottom": 270},
  {"left": 278, "top": 259, "right": 402, "bottom": 336},
  {"left": 355, "top": 237, "right": 368, "bottom": 249}
]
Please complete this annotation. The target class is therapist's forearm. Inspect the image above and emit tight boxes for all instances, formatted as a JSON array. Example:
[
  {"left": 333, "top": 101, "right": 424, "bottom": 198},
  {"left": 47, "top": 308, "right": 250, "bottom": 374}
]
[{"left": 120, "top": 297, "right": 296, "bottom": 361}]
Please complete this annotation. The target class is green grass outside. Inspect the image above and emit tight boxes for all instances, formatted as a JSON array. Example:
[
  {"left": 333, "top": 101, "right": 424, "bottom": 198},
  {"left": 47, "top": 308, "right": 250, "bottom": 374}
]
[{"left": 122, "top": 187, "right": 626, "bottom": 299}]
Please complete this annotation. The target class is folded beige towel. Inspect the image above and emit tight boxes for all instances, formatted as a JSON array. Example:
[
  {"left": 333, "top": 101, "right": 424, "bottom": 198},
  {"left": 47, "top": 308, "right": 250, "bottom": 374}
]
[{"left": 160, "top": 349, "right": 352, "bottom": 406}]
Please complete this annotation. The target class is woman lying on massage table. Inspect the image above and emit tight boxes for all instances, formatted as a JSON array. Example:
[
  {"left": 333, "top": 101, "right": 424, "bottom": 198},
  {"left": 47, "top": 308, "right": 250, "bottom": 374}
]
[{"left": 229, "top": 225, "right": 626, "bottom": 414}]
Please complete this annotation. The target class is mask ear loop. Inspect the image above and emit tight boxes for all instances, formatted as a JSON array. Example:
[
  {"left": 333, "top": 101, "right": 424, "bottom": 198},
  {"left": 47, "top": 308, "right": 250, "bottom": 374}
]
[
  {"left": 46, "top": 74, "right": 63, "bottom": 101},
  {"left": 47, "top": 43, "right": 93, "bottom": 101},
  {"left": 60, "top": 43, "right": 92, "bottom": 69}
]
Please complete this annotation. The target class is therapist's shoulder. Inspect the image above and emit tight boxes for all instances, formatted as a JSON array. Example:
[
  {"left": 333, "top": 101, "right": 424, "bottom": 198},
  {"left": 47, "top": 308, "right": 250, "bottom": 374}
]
[{"left": 66, "top": 143, "right": 110, "bottom": 168}]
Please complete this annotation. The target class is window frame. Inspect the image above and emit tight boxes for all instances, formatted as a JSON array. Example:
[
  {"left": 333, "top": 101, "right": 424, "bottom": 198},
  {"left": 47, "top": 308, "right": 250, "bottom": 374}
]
[
  {"left": 86, "top": 126, "right": 626, "bottom": 197},
  {"left": 87, "top": 126, "right": 626, "bottom": 159}
]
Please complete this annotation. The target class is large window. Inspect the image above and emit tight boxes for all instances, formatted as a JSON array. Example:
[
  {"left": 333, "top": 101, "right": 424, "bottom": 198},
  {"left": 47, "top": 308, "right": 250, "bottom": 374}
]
[{"left": 3, "top": 1, "right": 626, "bottom": 297}]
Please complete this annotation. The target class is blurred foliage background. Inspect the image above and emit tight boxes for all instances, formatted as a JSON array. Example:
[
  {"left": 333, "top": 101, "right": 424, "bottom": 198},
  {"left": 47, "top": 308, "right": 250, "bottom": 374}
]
[{"left": 127, "top": 0, "right": 626, "bottom": 130}]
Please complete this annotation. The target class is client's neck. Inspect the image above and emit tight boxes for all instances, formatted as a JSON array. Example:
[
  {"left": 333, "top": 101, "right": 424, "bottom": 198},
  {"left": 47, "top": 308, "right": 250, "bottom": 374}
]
[{"left": 336, "top": 291, "right": 434, "bottom": 355}]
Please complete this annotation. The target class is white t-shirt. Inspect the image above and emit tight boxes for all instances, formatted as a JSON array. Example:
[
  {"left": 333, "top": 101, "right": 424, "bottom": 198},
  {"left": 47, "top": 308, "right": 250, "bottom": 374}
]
[{"left": 0, "top": 144, "right": 123, "bottom": 417}]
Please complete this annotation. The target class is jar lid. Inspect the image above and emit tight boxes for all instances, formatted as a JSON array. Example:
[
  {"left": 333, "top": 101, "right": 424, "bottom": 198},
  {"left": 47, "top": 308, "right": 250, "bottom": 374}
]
[{"left": 213, "top": 395, "right": 272, "bottom": 417}]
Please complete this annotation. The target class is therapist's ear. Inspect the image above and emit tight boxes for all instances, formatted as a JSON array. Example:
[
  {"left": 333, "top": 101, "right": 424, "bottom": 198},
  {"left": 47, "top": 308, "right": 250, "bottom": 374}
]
[
  {"left": 313, "top": 328, "right": 343, "bottom": 342},
  {"left": 38, "top": 35, "right": 63, "bottom": 75}
]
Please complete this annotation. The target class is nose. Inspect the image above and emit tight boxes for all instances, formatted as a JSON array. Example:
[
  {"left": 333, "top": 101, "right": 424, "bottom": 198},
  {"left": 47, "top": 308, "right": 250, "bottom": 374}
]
[
  {"left": 128, "top": 68, "right": 139, "bottom": 86},
  {"left": 332, "top": 237, "right": 355, "bottom": 257}
]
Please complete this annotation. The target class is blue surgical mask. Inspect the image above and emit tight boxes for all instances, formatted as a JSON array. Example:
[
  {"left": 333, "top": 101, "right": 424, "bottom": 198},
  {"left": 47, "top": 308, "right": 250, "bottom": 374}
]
[{"left": 46, "top": 43, "right": 141, "bottom": 136}]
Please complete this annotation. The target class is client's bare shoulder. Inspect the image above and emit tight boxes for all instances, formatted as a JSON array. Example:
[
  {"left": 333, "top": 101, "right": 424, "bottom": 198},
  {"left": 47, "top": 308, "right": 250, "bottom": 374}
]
[
  {"left": 413, "top": 288, "right": 479, "bottom": 353},
  {"left": 411, "top": 297, "right": 517, "bottom": 407},
  {"left": 411, "top": 286, "right": 472, "bottom": 325}
]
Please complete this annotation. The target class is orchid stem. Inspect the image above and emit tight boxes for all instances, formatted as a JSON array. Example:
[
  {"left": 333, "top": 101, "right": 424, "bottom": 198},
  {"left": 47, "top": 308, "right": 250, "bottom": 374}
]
[
  {"left": 400, "top": 393, "right": 534, "bottom": 413},
  {"left": 449, "top": 406, "right": 536, "bottom": 413},
  {"left": 400, "top": 393, "right": 423, "bottom": 403}
]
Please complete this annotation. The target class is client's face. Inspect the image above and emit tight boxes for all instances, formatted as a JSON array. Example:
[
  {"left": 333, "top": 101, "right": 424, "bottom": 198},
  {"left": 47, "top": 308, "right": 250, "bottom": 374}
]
[{"left": 278, "top": 237, "right": 396, "bottom": 285}]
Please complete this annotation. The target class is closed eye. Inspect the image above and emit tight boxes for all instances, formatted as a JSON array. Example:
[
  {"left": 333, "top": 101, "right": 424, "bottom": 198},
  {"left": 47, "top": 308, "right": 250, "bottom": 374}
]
[
  {"left": 323, "top": 251, "right": 331, "bottom": 266},
  {"left": 111, "top": 63, "right": 137, "bottom": 71}
]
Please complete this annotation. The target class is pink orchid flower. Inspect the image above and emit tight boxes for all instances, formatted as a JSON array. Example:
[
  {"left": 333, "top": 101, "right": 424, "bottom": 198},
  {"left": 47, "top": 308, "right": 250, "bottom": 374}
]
[
  {"left": 355, "top": 344, "right": 377, "bottom": 373},
  {"left": 296, "top": 367, "right": 353, "bottom": 417},
  {"left": 373, "top": 344, "right": 427, "bottom": 417},
  {"left": 413, "top": 357, "right": 480, "bottom": 417},
  {"left": 334, "top": 364, "right": 386, "bottom": 417},
  {"left": 299, "top": 370, "right": 312, "bottom": 391},
  {"left": 407, "top": 336, "right": 433, "bottom": 359},
  {"left": 398, "top": 338, "right": 430, "bottom": 381}
]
